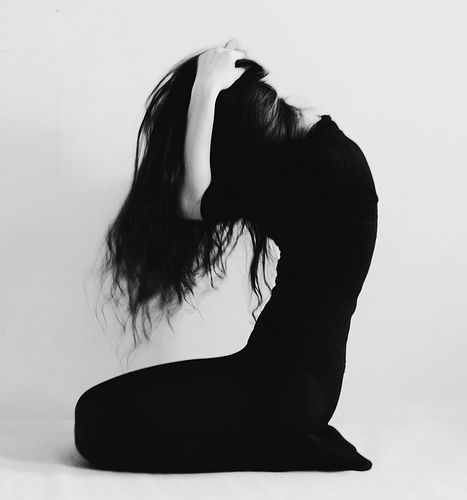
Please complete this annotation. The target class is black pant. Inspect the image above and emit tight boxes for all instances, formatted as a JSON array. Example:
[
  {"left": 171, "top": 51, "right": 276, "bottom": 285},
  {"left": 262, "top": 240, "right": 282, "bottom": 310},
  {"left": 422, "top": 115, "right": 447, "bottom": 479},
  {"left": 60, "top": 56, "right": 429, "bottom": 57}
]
[{"left": 74, "top": 343, "right": 371, "bottom": 472}]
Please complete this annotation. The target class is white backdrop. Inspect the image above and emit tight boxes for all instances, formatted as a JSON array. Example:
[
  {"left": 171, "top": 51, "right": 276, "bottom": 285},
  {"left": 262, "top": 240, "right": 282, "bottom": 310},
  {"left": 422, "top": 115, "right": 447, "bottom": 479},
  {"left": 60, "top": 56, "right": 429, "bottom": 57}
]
[{"left": 1, "top": 0, "right": 466, "bottom": 427}]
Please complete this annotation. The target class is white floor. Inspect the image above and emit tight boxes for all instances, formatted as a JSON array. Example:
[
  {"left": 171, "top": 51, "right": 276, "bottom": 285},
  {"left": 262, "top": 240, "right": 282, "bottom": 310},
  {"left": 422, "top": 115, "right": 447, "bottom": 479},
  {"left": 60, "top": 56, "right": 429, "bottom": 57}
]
[{"left": 1, "top": 417, "right": 466, "bottom": 500}]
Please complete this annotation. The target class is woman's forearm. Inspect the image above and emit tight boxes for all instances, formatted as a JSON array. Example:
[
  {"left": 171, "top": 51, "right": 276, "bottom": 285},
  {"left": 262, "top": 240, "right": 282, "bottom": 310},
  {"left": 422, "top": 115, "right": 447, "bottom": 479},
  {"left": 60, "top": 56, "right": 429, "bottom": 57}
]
[{"left": 179, "top": 81, "right": 219, "bottom": 220}]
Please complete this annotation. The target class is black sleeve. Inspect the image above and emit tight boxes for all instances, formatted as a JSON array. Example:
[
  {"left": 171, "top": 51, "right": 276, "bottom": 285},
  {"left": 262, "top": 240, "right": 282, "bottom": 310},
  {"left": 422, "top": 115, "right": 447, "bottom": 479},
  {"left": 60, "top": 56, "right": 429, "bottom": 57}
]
[
  {"left": 199, "top": 160, "right": 277, "bottom": 225},
  {"left": 200, "top": 176, "right": 253, "bottom": 224}
]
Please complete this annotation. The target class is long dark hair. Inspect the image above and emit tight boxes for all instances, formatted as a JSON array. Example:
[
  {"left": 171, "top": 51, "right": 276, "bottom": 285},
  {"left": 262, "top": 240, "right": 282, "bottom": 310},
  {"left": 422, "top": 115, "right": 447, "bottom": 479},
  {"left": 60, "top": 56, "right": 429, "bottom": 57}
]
[{"left": 98, "top": 47, "right": 310, "bottom": 353}]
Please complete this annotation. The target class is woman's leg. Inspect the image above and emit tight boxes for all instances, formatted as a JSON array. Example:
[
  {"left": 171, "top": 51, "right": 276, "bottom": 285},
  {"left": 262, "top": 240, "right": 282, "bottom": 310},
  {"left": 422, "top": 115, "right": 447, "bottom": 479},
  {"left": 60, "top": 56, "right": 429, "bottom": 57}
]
[
  {"left": 74, "top": 347, "right": 364, "bottom": 472},
  {"left": 85, "top": 424, "right": 372, "bottom": 473}
]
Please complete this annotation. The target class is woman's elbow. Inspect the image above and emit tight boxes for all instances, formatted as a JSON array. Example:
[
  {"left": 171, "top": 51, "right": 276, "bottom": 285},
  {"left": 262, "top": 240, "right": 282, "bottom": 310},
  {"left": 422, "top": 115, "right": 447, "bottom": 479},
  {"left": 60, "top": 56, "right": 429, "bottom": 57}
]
[{"left": 178, "top": 192, "right": 203, "bottom": 221}]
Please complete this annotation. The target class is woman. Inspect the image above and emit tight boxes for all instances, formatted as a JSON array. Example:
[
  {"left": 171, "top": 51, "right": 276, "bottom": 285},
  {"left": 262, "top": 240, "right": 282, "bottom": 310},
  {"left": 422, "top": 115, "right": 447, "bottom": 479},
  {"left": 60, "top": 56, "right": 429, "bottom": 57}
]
[{"left": 74, "top": 39, "right": 378, "bottom": 473}]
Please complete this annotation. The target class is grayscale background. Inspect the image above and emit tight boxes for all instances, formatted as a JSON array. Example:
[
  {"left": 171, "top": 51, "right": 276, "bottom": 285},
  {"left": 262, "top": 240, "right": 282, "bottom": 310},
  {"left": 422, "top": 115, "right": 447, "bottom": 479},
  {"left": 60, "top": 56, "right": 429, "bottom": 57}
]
[{"left": 1, "top": 1, "right": 466, "bottom": 498}]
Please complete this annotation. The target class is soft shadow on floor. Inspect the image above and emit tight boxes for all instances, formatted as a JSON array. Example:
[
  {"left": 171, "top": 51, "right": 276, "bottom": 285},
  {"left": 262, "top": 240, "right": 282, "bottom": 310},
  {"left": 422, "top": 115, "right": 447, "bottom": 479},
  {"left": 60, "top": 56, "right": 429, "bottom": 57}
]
[{"left": 0, "top": 419, "right": 96, "bottom": 472}]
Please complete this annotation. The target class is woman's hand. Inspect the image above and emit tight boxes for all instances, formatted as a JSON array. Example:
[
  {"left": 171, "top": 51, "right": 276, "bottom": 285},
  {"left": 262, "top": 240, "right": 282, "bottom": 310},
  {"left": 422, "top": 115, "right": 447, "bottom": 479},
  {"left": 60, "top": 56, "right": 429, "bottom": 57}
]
[{"left": 194, "top": 39, "right": 247, "bottom": 95}]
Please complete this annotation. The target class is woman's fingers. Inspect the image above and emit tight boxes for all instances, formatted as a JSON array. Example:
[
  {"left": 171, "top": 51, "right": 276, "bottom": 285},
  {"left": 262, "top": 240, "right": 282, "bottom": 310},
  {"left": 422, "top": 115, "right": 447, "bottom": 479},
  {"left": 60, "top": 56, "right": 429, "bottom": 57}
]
[
  {"left": 224, "top": 38, "right": 247, "bottom": 56},
  {"left": 194, "top": 40, "right": 248, "bottom": 93},
  {"left": 224, "top": 38, "right": 239, "bottom": 49}
]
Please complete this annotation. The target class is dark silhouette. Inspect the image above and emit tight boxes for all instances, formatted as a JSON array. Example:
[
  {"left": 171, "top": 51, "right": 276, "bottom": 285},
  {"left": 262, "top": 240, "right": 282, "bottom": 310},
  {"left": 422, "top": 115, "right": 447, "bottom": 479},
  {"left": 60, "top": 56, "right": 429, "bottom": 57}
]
[{"left": 74, "top": 47, "right": 378, "bottom": 473}]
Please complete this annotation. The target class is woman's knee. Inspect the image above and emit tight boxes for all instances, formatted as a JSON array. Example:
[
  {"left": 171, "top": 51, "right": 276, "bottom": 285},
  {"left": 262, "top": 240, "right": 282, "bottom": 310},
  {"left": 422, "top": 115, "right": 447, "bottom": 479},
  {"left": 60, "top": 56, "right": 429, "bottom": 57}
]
[{"left": 74, "top": 382, "right": 120, "bottom": 463}]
